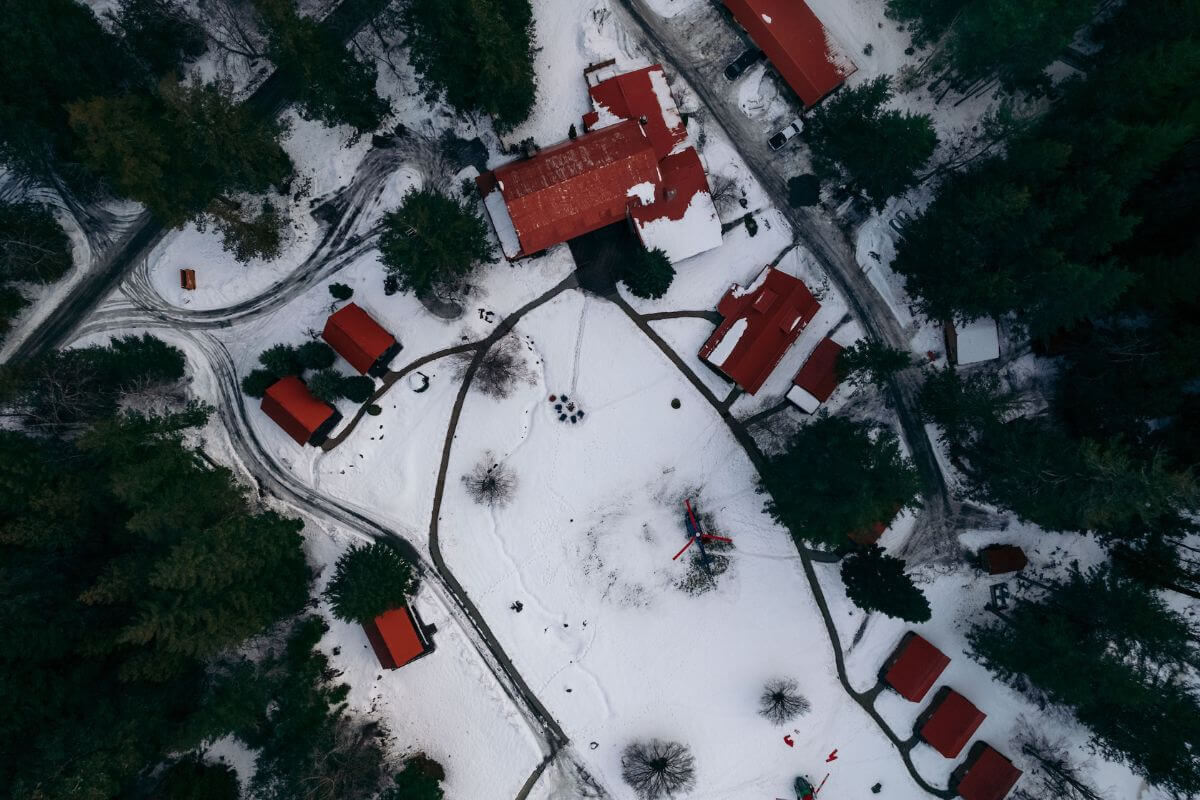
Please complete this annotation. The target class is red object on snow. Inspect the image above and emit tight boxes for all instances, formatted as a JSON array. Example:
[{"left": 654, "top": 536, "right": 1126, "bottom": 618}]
[
  {"left": 979, "top": 544, "right": 1028, "bottom": 575},
  {"left": 721, "top": 0, "right": 856, "bottom": 108},
  {"left": 477, "top": 120, "right": 660, "bottom": 257},
  {"left": 955, "top": 744, "right": 1023, "bottom": 800},
  {"left": 322, "top": 302, "right": 398, "bottom": 375},
  {"left": 883, "top": 632, "right": 951, "bottom": 702},
  {"left": 260, "top": 376, "right": 337, "bottom": 446},
  {"left": 363, "top": 606, "right": 430, "bottom": 670},
  {"left": 699, "top": 267, "right": 820, "bottom": 395},
  {"left": 920, "top": 688, "right": 986, "bottom": 758},
  {"left": 825, "top": 749, "right": 838, "bottom": 762},
  {"left": 783, "top": 735, "right": 794, "bottom": 747}
]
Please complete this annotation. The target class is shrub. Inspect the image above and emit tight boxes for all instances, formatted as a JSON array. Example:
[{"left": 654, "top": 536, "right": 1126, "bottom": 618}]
[
  {"left": 621, "top": 247, "right": 675, "bottom": 300},
  {"left": 307, "top": 368, "right": 345, "bottom": 404},
  {"left": 328, "top": 282, "right": 354, "bottom": 301},
  {"left": 366, "top": 404, "right": 382, "bottom": 416},
  {"left": 621, "top": 739, "right": 696, "bottom": 799},
  {"left": 381, "top": 754, "right": 446, "bottom": 800},
  {"left": 324, "top": 542, "right": 417, "bottom": 624},
  {"left": 340, "top": 375, "right": 375, "bottom": 404},
  {"left": 744, "top": 213, "right": 758, "bottom": 236},
  {"left": 258, "top": 343, "right": 301, "bottom": 378},
  {"left": 241, "top": 368, "right": 277, "bottom": 398},
  {"left": 296, "top": 340, "right": 336, "bottom": 371}
]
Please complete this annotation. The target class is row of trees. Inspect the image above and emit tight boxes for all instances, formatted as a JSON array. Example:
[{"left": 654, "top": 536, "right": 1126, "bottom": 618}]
[{"left": 0, "top": 200, "right": 74, "bottom": 341}]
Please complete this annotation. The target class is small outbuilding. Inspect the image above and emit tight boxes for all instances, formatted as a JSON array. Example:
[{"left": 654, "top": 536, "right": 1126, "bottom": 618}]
[
  {"left": 979, "top": 544, "right": 1028, "bottom": 575},
  {"left": 260, "top": 376, "right": 340, "bottom": 446},
  {"left": 882, "top": 632, "right": 950, "bottom": 703},
  {"left": 699, "top": 266, "right": 821, "bottom": 394},
  {"left": 721, "top": 0, "right": 856, "bottom": 108},
  {"left": 363, "top": 606, "right": 433, "bottom": 670},
  {"left": 322, "top": 303, "right": 401, "bottom": 376},
  {"left": 180, "top": 268, "right": 196, "bottom": 291},
  {"left": 945, "top": 318, "right": 1000, "bottom": 366},
  {"left": 786, "top": 336, "right": 844, "bottom": 413},
  {"left": 953, "top": 743, "right": 1023, "bottom": 800},
  {"left": 919, "top": 688, "right": 986, "bottom": 759}
]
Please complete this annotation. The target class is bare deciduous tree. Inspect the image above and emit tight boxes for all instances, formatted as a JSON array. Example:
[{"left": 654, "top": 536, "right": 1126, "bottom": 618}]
[
  {"left": 620, "top": 739, "right": 695, "bottom": 799},
  {"left": 707, "top": 172, "right": 742, "bottom": 218},
  {"left": 199, "top": 0, "right": 268, "bottom": 60},
  {"left": 758, "top": 678, "right": 811, "bottom": 725},
  {"left": 462, "top": 452, "right": 517, "bottom": 507},
  {"left": 454, "top": 335, "right": 534, "bottom": 399}
]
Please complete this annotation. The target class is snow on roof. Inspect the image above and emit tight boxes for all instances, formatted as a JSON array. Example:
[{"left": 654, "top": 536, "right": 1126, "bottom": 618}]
[
  {"left": 950, "top": 318, "right": 1000, "bottom": 365},
  {"left": 631, "top": 147, "right": 722, "bottom": 263},
  {"left": 786, "top": 384, "right": 822, "bottom": 413},
  {"left": 722, "top": 0, "right": 856, "bottom": 108},
  {"left": 788, "top": 336, "right": 843, "bottom": 411},
  {"left": 483, "top": 187, "right": 522, "bottom": 259},
  {"left": 585, "top": 64, "right": 688, "bottom": 159},
  {"left": 627, "top": 181, "right": 658, "bottom": 204},
  {"left": 699, "top": 267, "right": 821, "bottom": 394},
  {"left": 705, "top": 317, "right": 749, "bottom": 369}
]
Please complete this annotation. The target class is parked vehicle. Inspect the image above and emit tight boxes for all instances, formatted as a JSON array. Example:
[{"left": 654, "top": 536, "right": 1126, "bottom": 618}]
[
  {"left": 889, "top": 209, "right": 914, "bottom": 236},
  {"left": 724, "top": 48, "right": 762, "bottom": 81},
  {"left": 768, "top": 118, "right": 804, "bottom": 150}
]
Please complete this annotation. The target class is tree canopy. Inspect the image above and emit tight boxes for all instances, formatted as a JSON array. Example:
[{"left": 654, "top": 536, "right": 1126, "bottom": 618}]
[
  {"left": 840, "top": 545, "right": 931, "bottom": 622},
  {"left": 620, "top": 247, "right": 675, "bottom": 300},
  {"left": 378, "top": 188, "right": 495, "bottom": 295},
  {"left": 324, "top": 541, "right": 418, "bottom": 624}
]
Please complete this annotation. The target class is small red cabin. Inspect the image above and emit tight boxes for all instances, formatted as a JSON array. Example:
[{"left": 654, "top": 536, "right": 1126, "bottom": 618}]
[
  {"left": 363, "top": 606, "right": 431, "bottom": 670},
  {"left": 883, "top": 633, "right": 950, "bottom": 703},
  {"left": 954, "top": 743, "right": 1023, "bottom": 800},
  {"left": 180, "top": 268, "right": 197, "bottom": 291},
  {"left": 699, "top": 267, "right": 820, "bottom": 394},
  {"left": 260, "top": 376, "right": 339, "bottom": 446},
  {"left": 979, "top": 545, "right": 1028, "bottom": 575},
  {"left": 919, "top": 688, "right": 986, "bottom": 758},
  {"left": 787, "top": 336, "right": 844, "bottom": 413},
  {"left": 322, "top": 303, "right": 400, "bottom": 376}
]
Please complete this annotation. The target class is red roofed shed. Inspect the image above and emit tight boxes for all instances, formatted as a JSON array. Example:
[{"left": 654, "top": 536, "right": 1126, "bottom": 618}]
[
  {"left": 699, "top": 267, "right": 820, "bottom": 394},
  {"left": 722, "top": 0, "right": 855, "bottom": 108},
  {"left": 363, "top": 606, "right": 431, "bottom": 670},
  {"left": 584, "top": 64, "right": 687, "bottom": 159},
  {"left": 260, "top": 376, "right": 339, "bottom": 446},
  {"left": 788, "top": 336, "right": 844, "bottom": 412},
  {"left": 883, "top": 633, "right": 951, "bottom": 702},
  {"left": 920, "top": 688, "right": 986, "bottom": 758},
  {"left": 980, "top": 545, "right": 1028, "bottom": 575},
  {"left": 477, "top": 120, "right": 660, "bottom": 257},
  {"left": 322, "top": 303, "right": 400, "bottom": 376},
  {"left": 955, "top": 744, "right": 1023, "bottom": 800}
]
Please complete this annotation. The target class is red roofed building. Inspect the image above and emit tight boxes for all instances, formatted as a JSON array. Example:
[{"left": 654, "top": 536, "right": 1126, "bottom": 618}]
[
  {"left": 699, "top": 267, "right": 820, "bottom": 394},
  {"left": 979, "top": 544, "right": 1028, "bottom": 575},
  {"left": 787, "top": 336, "right": 844, "bottom": 412},
  {"left": 630, "top": 147, "right": 722, "bottom": 262},
  {"left": 954, "top": 743, "right": 1023, "bottom": 800},
  {"left": 722, "top": 0, "right": 856, "bottom": 108},
  {"left": 322, "top": 302, "right": 401, "bottom": 376},
  {"left": 919, "top": 688, "right": 986, "bottom": 758},
  {"left": 362, "top": 606, "right": 432, "bottom": 670},
  {"left": 261, "top": 376, "right": 340, "bottom": 446},
  {"left": 883, "top": 633, "right": 951, "bottom": 702},
  {"left": 584, "top": 62, "right": 687, "bottom": 159}
]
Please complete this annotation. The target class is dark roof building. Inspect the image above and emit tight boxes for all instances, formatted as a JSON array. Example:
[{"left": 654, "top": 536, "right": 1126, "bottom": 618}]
[
  {"left": 322, "top": 303, "right": 400, "bottom": 376},
  {"left": 787, "top": 336, "right": 844, "bottom": 412},
  {"left": 980, "top": 545, "right": 1028, "bottom": 575},
  {"left": 261, "top": 376, "right": 339, "bottom": 446},
  {"left": 699, "top": 267, "right": 820, "bottom": 394},
  {"left": 954, "top": 743, "right": 1023, "bottom": 800},
  {"left": 883, "top": 633, "right": 951, "bottom": 703},
  {"left": 722, "top": 0, "right": 856, "bottom": 108},
  {"left": 363, "top": 606, "right": 432, "bottom": 670},
  {"left": 920, "top": 688, "right": 987, "bottom": 758}
]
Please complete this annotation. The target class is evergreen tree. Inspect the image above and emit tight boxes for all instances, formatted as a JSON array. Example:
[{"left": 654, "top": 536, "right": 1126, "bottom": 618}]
[
  {"left": 836, "top": 338, "right": 912, "bottom": 387},
  {"left": 804, "top": 76, "right": 936, "bottom": 209},
  {"left": 378, "top": 188, "right": 495, "bottom": 295},
  {"left": 324, "top": 542, "right": 417, "bottom": 624},
  {"left": 108, "top": 0, "right": 206, "bottom": 79},
  {"left": 339, "top": 375, "right": 376, "bottom": 403},
  {"left": 0, "top": 285, "right": 27, "bottom": 343},
  {"left": 241, "top": 368, "right": 278, "bottom": 398},
  {"left": 382, "top": 755, "right": 446, "bottom": 800},
  {"left": 759, "top": 416, "right": 921, "bottom": 548},
  {"left": 0, "top": 200, "right": 74, "bottom": 285},
  {"left": 155, "top": 756, "right": 240, "bottom": 800},
  {"left": 208, "top": 198, "right": 285, "bottom": 262},
  {"left": 399, "top": 0, "right": 537, "bottom": 131},
  {"left": 296, "top": 340, "right": 336, "bottom": 371},
  {"left": 840, "top": 545, "right": 931, "bottom": 622},
  {"left": 329, "top": 282, "right": 354, "bottom": 301},
  {"left": 307, "top": 368, "right": 345, "bottom": 404},
  {"left": 258, "top": 343, "right": 302, "bottom": 378},
  {"left": 620, "top": 247, "right": 675, "bottom": 300}
]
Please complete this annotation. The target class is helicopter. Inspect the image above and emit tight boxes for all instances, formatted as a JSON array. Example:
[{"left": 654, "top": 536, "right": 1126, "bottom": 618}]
[{"left": 671, "top": 499, "right": 733, "bottom": 575}]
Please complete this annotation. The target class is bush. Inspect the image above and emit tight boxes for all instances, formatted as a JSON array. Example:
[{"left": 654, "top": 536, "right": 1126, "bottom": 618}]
[
  {"left": 241, "top": 368, "right": 277, "bottom": 398},
  {"left": 381, "top": 754, "right": 446, "bottom": 800},
  {"left": 340, "top": 375, "right": 375, "bottom": 404},
  {"left": 621, "top": 739, "right": 696, "bottom": 800},
  {"left": 840, "top": 546, "right": 931, "bottom": 622},
  {"left": 307, "top": 368, "right": 345, "bottom": 404},
  {"left": 329, "top": 282, "right": 354, "bottom": 301},
  {"left": 366, "top": 404, "right": 382, "bottom": 416},
  {"left": 621, "top": 247, "right": 675, "bottom": 300},
  {"left": 743, "top": 213, "right": 758, "bottom": 236},
  {"left": 258, "top": 343, "right": 301, "bottom": 378},
  {"left": 296, "top": 340, "right": 336, "bottom": 371},
  {"left": 324, "top": 542, "right": 417, "bottom": 624},
  {"left": 758, "top": 678, "right": 811, "bottom": 725}
]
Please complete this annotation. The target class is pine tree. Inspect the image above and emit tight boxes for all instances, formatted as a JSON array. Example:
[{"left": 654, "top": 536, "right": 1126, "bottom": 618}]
[
  {"left": 307, "top": 368, "right": 345, "bottom": 404},
  {"left": 241, "top": 368, "right": 278, "bottom": 398},
  {"left": 382, "top": 756, "right": 446, "bottom": 800},
  {"left": 339, "top": 375, "right": 376, "bottom": 403},
  {"left": 840, "top": 545, "right": 931, "bottom": 622},
  {"left": 0, "top": 200, "right": 74, "bottom": 285},
  {"left": 620, "top": 247, "right": 675, "bottom": 300},
  {"left": 324, "top": 542, "right": 417, "bottom": 624},
  {"left": 296, "top": 340, "right": 336, "bottom": 371},
  {"left": 108, "top": 0, "right": 206, "bottom": 80},
  {"left": 378, "top": 188, "right": 495, "bottom": 295},
  {"left": 155, "top": 756, "right": 240, "bottom": 800},
  {"left": 258, "top": 343, "right": 302, "bottom": 378},
  {"left": 836, "top": 339, "right": 911, "bottom": 387}
]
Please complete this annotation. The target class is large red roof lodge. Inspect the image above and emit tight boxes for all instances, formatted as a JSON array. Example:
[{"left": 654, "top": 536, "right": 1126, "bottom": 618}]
[
  {"left": 699, "top": 267, "right": 820, "bottom": 394},
  {"left": 722, "top": 0, "right": 856, "bottom": 108},
  {"left": 883, "top": 632, "right": 951, "bottom": 703},
  {"left": 322, "top": 302, "right": 399, "bottom": 376},
  {"left": 260, "top": 376, "right": 339, "bottom": 446}
]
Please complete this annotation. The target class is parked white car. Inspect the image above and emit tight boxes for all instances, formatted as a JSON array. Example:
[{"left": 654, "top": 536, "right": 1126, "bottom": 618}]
[{"left": 768, "top": 118, "right": 804, "bottom": 150}]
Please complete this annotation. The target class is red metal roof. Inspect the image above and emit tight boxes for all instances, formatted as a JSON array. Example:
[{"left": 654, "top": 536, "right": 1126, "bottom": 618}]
[
  {"left": 884, "top": 633, "right": 951, "bottom": 702},
  {"left": 587, "top": 65, "right": 688, "bottom": 159},
  {"left": 631, "top": 147, "right": 709, "bottom": 226},
  {"left": 485, "top": 120, "right": 661, "bottom": 256},
  {"left": 957, "top": 745, "right": 1023, "bottom": 800},
  {"left": 722, "top": 0, "right": 855, "bottom": 108},
  {"left": 921, "top": 689, "right": 986, "bottom": 758},
  {"left": 322, "top": 303, "right": 396, "bottom": 375},
  {"left": 792, "top": 336, "right": 844, "bottom": 404},
  {"left": 699, "top": 267, "right": 820, "bottom": 394},
  {"left": 260, "top": 376, "right": 335, "bottom": 446},
  {"left": 980, "top": 545, "right": 1028, "bottom": 575},
  {"left": 363, "top": 607, "right": 426, "bottom": 670}
]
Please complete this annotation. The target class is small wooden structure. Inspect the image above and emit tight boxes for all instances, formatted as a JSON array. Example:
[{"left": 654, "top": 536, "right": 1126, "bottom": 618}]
[
  {"left": 180, "top": 268, "right": 197, "bottom": 291},
  {"left": 980, "top": 545, "right": 1028, "bottom": 575},
  {"left": 881, "top": 632, "right": 950, "bottom": 703},
  {"left": 363, "top": 606, "right": 433, "bottom": 670},
  {"left": 918, "top": 687, "right": 986, "bottom": 759},
  {"left": 952, "top": 742, "right": 1023, "bottom": 800}
]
